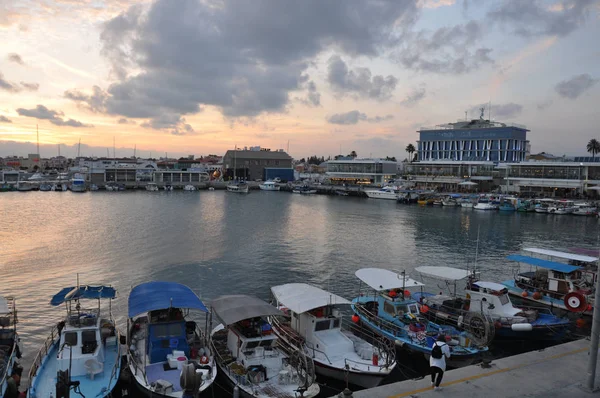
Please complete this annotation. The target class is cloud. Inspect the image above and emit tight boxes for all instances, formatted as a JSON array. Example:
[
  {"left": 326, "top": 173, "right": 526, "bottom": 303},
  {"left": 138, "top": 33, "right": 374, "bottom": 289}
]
[
  {"left": 16, "top": 105, "right": 92, "bottom": 127},
  {"left": 64, "top": 86, "right": 108, "bottom": 112},
  {"left": 469, "top": 102, "right": 523, "bottom": 119},
  {"left": 537, "top": 100, "right": 553, "bottom": 110},
  {"left": 0, "top": 72, "right": 39, "bottom": 92},
  {"left": 141, "top": 114, "right": 196, "bottom": 136},
  {"left": 297, "top": 79, "right": 321, "bottom": 107},
  {"left": 400, "top": 85, "right": 426, "bottom": 107},
  {"left": 395, "top": 20, "right": 493, "bottom": 74},
  {"left": 327, "top": 55, "right": 398, "bottom": 100},
  {"left": 19, "top": 82, "right": 39, "bottom": 91},
  {"left": 0, "top": 115, "right": 12, "bottom": 123},
  {"left": 117, "top": 117, "right": 136, "bottom": 125},
  {"left": 555, "top": 74, "right": 598, "bottom": 99},
  {"left": 488, "top": 0, "right": 595, "bottom": 37},
  {"left": 327, "top": 110, "right": 393, "bottom": 125},
  {"left": 7, "top": 53, "right": 24, "bottom": 65},
  {"left": 98, "top": 0, "right": 418, "bottom": 123}
]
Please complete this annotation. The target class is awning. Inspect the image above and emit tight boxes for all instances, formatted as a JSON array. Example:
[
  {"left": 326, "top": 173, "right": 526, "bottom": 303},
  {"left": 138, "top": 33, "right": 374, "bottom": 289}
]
[
  {"left": 271, "top": 284, "right": 350, "bottom": 314},
  {"left": 128, "top": 282, "right": 207, "bottom": 318},
  {"left": 51, "top": 286, "right": 117, "bottom": 306},
  {"left": 414, "top": 266, "right": 472, "bottom": 281},
  {"left": 506, "top": 255, "right": 580, "bottom": 273},
  {"left": 355, "top": 268, "right": 424, "bottom": 291},
  {"left": 523, "top": 247, "right": 598, "bottom": 263},
  {"left": 210, "top": 295, "right": 282, "bottom": 326},
  {"left": 458, "top": 181, "right": 478, "bottom": 186}
]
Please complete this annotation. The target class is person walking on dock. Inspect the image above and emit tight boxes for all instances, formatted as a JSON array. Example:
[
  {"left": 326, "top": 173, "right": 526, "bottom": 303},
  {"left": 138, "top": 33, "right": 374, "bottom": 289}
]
[{"left": 430, "top": 334, "right": 451, "bottom": 391}]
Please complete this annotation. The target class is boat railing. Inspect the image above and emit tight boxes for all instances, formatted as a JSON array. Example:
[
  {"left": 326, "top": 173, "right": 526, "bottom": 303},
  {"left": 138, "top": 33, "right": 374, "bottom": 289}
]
[
  {"left": 0, "top": 341, "right": 17, "bottom": 391},
  {"left": 65, "top": 307, "right": 100, "bottom": 327},
  {"left": 341, "top": 316, "right": 396, "bottom": 369},
  {"left": 270, "top": 316, "right": 335, "bottom": 365},
  {"left": 353, "top": 303, "right": 406, "bottom": 339},
  {"left": 105, "top": 327, "right": 122, "bottom": 391},
  {"left": 28, "top": 324, "right": 59, "bottom": 388}
]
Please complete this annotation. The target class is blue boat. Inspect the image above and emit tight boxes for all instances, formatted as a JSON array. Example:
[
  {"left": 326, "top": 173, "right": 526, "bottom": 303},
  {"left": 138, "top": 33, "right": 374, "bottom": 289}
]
[
  {"left": 500, "top": 252, "right": 596, "bottom": 318},
  {"left": 127, "top": 282, "right": 217, "bottom": 397},
  {"left": 27, "top": 283, "right": 122, "bottom": 398},
  {"left": 352, "top": 268, "right": 487, "bottom": 368},
  {"left": 411, "top": 266, "right": 571, "bottom": 341},
  {"left": 0, "top": 296, "right": 21, "bottom": 397}
]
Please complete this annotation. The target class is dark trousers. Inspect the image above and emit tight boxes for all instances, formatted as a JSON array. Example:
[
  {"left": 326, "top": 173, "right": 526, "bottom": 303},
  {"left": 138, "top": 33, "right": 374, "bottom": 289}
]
[{"left": 430, "top": 366, "right": 444, "bottom": 387}]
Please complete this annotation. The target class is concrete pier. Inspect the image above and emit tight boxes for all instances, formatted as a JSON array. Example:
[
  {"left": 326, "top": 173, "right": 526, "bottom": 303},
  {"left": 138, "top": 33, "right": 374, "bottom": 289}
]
[{"left": 333, "top": 338, "right": 599, "bottom": 397}]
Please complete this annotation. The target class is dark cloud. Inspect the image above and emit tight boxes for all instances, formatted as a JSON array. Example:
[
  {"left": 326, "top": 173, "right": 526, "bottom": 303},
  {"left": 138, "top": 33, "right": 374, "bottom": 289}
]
[
  {"left": 395, "top": 20, "right": 494, "bottom": 74},
  {"left": 0, "top": 115, "right": 12, "bottom": 123},
  {"left": 117, "top": 118, "right": 136, "bottom": 125},
  {"left": 304, "top": 81, "right": 321, "bottom": 107},
  {"left": 488, "top": 0, "right": 595, "bottom": 37},
  {"left": 469, "top": 102, "right": 523, "bottom": 120},
  {"left": 537, "top": 100, "right": 553, "bottom": 110},
  {"left": 7, "top": 53, "right": 24, "bottom": 65},
  {"left": 98, "top": 0, "right": 418, "bottom": 123},
  {"left": 64, "top": 86, "right": 108, "bottom": 112},
  {"left": 16, "top": 105, "right": 92, "bottom": 127},
  {"left": 327, "top": 55, "right": 398, "bottom": 100},
  {"left": 141, "top": 114, "right": 196, "bottom": 136},
  {"left": 555, "top": 74, "right": 598, "bottom": 99},
  {"left": 19, "top": 82, "right": 39, "bottom": 91},
  {"left": 327, "top": 110, "right": 393, "bottom": 125},
  {"left": 0, "top": 72, "right": 19, "bottom": 93},
  {"left": 400, "top": 85, "right": 426, "bottom": 106}
]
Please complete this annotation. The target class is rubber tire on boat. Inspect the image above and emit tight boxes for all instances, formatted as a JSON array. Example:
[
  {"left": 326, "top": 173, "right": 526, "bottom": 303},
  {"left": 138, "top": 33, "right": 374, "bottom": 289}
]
[
  {"left": 463, "top": 313, "right": 494, "bottom": 347},
  {"left": 564, "top": 292, "right": 588, "bottom": 312}
]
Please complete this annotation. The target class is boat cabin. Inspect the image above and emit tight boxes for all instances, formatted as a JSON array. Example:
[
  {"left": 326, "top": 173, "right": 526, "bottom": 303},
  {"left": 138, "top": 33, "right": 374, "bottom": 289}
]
[
  {"left": 144, "top": 308, "right": 192, "bottom": 364},
  {"left": 465, "top": 281, "right": 521, "bottom": 318}
]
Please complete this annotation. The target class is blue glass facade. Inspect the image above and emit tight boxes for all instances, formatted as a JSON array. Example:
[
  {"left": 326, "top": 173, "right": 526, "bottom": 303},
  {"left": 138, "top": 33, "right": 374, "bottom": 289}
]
[{"left": 418, "top": 126, "right": 529, "bottom": 162}]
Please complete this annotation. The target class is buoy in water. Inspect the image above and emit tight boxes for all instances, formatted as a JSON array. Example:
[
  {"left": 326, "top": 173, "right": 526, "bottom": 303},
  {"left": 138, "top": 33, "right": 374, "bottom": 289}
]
[{"left": 351, "top": 314, "right": 360, "bottom": 323}]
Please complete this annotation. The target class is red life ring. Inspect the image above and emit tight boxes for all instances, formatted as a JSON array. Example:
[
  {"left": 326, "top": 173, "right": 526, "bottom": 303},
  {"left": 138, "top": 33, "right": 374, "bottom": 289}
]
[{"left": 564, "top": 292, "right": 587, "bottom": 312}]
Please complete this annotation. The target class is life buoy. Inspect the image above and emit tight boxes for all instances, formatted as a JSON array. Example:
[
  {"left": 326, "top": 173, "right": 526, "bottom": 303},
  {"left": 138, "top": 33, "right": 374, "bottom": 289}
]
[
  {"left": 200, "top": 355, "right": 209, "bottom": 364},
  {"left": 564, "top": 292, "right": 587, "bottom": 312}
]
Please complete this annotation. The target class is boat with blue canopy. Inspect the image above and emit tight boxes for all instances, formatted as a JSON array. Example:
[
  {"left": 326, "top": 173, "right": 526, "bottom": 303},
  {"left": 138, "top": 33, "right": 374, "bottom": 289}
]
[
  {"left": 351, "top": 268, "right": 487, "bottom": 368},
  {"left": 27, "top": 282, "right": 122, "bottom": 398},
  {"left": 501, "top": 253, "right": 596, "bottom": 317},
  {"left": 127, "top": 281, "right": 217, "bottom": 397},
  {"left": 411, "top": 266, "right": 571, "bottom": 341}
]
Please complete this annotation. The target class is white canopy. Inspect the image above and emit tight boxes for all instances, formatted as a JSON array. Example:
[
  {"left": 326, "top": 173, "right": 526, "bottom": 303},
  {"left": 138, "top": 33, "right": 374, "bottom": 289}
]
[
  {"left": 586, "top": 186, "right": 600, "bottom": 191},
  {"left": 355, "top": 268, "right": 424, "bottom": 291},
  {"left": 0, "top": 297, "right": 9, "bottom": 314},
  {"left": 472, "top": 281, "right": 507, "bottom": 291},
  {"left": 415, "top": 266, "right": 472, "bottom": 281},
  {"left": 458, "top": 181, "right": 478, "bottom": 186},
  {"left": 271, "top": 283, "right": 351, "bottom": 314},
  {"left": 523, "top": 247, "right": 598, "bottom": 263}
]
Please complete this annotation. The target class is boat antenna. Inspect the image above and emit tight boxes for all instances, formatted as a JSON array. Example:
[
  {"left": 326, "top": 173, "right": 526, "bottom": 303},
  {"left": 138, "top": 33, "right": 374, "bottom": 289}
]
[
  {"left": 474, "top": 225, "right": 481, "bottom": 276},
  {"left": 488, "top": 100, "right": 492, "bottom": 121},
  {"left": 36, "top": 124, "right": 40, "bottom": 158}
]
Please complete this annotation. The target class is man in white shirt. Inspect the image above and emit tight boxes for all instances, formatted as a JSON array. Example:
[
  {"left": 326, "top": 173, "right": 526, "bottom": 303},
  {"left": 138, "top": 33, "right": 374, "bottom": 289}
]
[{"left": 430, "top": 334, "right": 451, "bottom": 390}]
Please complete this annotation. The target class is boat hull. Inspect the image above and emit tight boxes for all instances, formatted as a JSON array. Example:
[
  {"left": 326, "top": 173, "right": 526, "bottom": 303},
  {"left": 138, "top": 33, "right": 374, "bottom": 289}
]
[
  {"left": 364, "top": 190, "right": 397, "bottom": 200},
  {"left": 258, "top": 184, "right": 280, "bottom": 191},
  {"left": 313, "top": 360, "right": 386, "bottom": 389}
]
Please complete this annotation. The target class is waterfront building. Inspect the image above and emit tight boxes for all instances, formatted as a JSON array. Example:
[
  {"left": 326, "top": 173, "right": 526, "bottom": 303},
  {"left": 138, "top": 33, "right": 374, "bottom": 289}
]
[
  {"left": 325, "top": 158, "right": 397, "bottom": 185},
  {"left": 404, "top": 161, "right": 496, "bottom": 191},
  {"left": 222, "top": 147, "right": 293, "bottom": 181},
  {"left": 417, "top": 111, "right": 529, "bottom": 163}
]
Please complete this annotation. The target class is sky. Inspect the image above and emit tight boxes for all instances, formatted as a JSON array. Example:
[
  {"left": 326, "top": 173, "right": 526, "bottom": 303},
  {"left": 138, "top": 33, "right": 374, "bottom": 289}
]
[{"left": 0, "top": 0, "right": 599, "bottom": 160}]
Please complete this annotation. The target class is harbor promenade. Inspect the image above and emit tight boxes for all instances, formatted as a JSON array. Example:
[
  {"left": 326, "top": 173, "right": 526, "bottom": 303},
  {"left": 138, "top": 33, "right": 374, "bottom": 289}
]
[{"left": 333, "top": 338, "right": 599, "bottom": 398}]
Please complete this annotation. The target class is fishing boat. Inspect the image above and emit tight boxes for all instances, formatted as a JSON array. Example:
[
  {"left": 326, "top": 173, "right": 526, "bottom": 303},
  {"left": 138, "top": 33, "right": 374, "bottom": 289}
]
[
  {"left": 500, "top": 250, "right": 598, "bottom": 318},
  {"left": 292, "top": 186, "right": 317, "bottom": 195},
  {"left": 105, "top": 183, "right": 118, "bottom": 192},
  {"left": 441, "top": 195, "right": 460, "bottom": 206},
  {"left": 39, "top": 183, "right": 52, "bottom": 192},
  {"left": 549, "top": 200, "right": 575, "bottom": 215},
  {"left": 534, "top": 198, "right": 554, "bottom": 213},
  {"left": 210, "top": 294, "right": 320, "bottom": 398},
  {"left": 412, "top": 266, "right": 570, "bottom": 341},
  {"left": 70, "top": 178, "right": 86, "bottom": 192},
  {"left": 183, "top": 185, "right": 197, "bottom": 191},
  {"left": 351, "top": 268, "right": 487, "bottom": 368},
  {"left": 270, "top": 283, "right": 396, "bottom": 389},
  {"left": 517, "top": 200, "right": 535, "bottom": 212},
  {"left": 334, "top": 189, "right": 349, "bottom": 196},
  {"left": 16, "top": 182, "right": 35, "bottom": 191},
  {"left": 473, "top": 197, "right": 496, "bottom": 210},
  {"left": 145, "top": 183, "right": 159, "bottom": 192},
  {"left": 0, "top": 296, "right": 21, "bottom": 397},
  {"left": 27, "top": 283, "right": 122, "bottom": 398},
  {"left": 90, "top": 184, "right": 99, "bottom": 191},
  {"left": 227, "top": 183, "right": 249, "bottom": 193},
  {"left": 572, "top": 202, "right": 597, "bottom": 216},
  {"left": 258, "top": 181, "right": 280, "bottom": 191},
  {"left": 364, "top": 186, "right": 398, "bottom": 200},
  {"left": 164, "top": 185, "right": 174, "bottom": 191},
  {"left": 127, "top": 282, "right": 217, "bottom": 397}
]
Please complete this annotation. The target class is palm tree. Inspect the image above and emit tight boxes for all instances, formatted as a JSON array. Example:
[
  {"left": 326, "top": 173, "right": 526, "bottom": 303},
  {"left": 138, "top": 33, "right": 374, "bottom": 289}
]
[
  {"left": 587, "top": 139, "right": 600, "bottom": 160},
  {"left": 349, "top": 150, "right": 357, "bottom": 158},
  {"left": 405, "top": 144, "right": 416, "bottom": 163}
]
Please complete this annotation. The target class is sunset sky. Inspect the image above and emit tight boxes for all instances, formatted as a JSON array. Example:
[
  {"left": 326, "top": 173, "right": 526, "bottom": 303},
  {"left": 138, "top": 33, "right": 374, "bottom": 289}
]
[{"left": 1, "top": 0, "right": 599, "bottom": 160}]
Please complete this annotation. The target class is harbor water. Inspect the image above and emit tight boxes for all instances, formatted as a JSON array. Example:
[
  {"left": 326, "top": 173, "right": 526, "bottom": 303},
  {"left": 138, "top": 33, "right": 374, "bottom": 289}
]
[{"left": 1, "top": 191, "right": 599, "bottom": 396}]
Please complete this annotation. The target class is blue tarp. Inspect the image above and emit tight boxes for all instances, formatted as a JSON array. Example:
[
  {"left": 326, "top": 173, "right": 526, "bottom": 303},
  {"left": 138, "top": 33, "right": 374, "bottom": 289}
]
[
  {"left": 506, "top": 255, "right": 580, "bottom": 273},
  {"left": 128, "top": 281, "right": 208, "bottom": 318},
  {"left": 50, "top": 285, "right": 116, "bottom": 306}
]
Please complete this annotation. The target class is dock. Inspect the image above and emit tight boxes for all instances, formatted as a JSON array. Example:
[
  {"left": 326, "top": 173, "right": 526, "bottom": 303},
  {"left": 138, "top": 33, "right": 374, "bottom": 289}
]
[{"left": 333, "top": 338, "right": 599, "bottom": 397}]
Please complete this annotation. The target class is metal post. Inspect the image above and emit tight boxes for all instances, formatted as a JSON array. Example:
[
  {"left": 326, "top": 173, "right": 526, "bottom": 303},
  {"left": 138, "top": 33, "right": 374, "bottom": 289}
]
[{"left": 586, "top": 251, "right": 600, "bottom": 391}]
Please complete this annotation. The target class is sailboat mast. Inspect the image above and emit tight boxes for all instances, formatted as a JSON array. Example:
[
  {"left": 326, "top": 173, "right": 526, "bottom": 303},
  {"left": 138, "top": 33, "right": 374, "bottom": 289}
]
[{"left": 36, "top": 125, "right": 40, "bottom": 158}]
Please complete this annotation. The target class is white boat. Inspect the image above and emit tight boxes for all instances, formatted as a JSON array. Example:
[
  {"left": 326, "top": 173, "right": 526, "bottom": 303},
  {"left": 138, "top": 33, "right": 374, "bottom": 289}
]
[
  {"left": 364, "top": 186, "right": 398, "bottom": 200},
  {"left": 70, "top": 178, "right": 86, "bottom": 192},
  {"left": 227, "top": 183, "right": 249, "bottom": 193},
  {"left": 534, "top": 199, "right": 554, "bottom": 213},
  {"left": 60, "top": 183, "right": 68, "bottom": 192},
  {"left": 145, "top": 183, "right": 159, "bottom": 192},
  {"left": 210, "top": 295, "right": 320, "bottom": 398},
  {"left": 28, "top": 283, "right": 122, "bottom": 398},
  {"left": 573, "top": 202, "right": 597, "bottom": 216},
  {"left": 90, "top": 184, "right": 99, "bottom": 191},
  {"left": 258, "top": 181, "right": 280, "bottom": 191},
  {"left": 183, "top": 184, "right": 197, "bottom": 191},
  {"left": 105, "top": 183, "right": 118, "bottom": 191},
  {"left": 39, "top": 183, "right": 52, "bottom": 191},
  {"left": 292, "top": 186, "right": 317, "bottom": 194},
  {"left": 0, "top": 296, "right": 21, "bottom": 398},
  {"left": 474, "top": 198, "right": 496, "bottom": 210},
  {"left": 28, "top": 173, "right": 46, "bottom": 181},
  {"left": 270, "top": 283, "right": 396, "bottom": 389},
  {"left": 127, "top": 282, "right": 217, "bottom": 397},
  {"left": 441, "top": 197, "right": 460, "bottom": 206},
  {"left": 549, "top": 200, "right": 575, "bottom": 215},
  {"left": 16, "top": 182, "right": 35, "bottom": 191}
]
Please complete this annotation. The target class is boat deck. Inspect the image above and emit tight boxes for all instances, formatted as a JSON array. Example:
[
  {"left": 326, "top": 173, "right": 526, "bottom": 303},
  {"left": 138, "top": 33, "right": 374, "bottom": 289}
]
[{"left": 29, "top": 339, "right": 120, "bottom": 398}]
